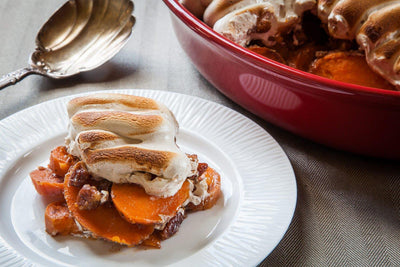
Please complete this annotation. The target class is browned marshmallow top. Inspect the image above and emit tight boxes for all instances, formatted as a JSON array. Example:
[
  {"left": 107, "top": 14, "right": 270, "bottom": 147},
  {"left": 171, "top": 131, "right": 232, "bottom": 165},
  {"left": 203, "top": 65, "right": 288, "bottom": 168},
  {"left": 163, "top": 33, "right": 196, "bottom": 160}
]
[
  {"left": 66, "top": 93, "right": 196, "bottom": 197},
  {"left": 203, "top": 0, "right": 316, "bottom": 47},
  {"left": 318, "top": 0, "right": 400, "bottom": 87}
]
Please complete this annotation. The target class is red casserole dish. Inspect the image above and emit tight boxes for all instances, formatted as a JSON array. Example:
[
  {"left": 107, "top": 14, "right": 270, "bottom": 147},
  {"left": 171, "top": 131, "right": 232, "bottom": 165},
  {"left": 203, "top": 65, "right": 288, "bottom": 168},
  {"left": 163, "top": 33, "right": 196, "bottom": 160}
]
[{"left": 163, "top": 0, "right": 400, "bottom": 160}]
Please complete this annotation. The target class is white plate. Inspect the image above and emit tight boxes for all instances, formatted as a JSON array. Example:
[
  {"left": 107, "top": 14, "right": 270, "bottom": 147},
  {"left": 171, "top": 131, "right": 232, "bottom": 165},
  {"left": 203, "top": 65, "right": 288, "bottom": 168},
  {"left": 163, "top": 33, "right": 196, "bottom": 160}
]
[{"left": 0, "top": 89, "right": 296, "bottom": 266}]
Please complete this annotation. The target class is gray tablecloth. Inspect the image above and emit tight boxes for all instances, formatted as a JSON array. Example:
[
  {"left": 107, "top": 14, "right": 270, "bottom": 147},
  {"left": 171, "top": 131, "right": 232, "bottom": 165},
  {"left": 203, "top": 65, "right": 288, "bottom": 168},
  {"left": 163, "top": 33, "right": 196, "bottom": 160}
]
[{"left": 1, "top": 0, "right": 399, "bottom": 266}]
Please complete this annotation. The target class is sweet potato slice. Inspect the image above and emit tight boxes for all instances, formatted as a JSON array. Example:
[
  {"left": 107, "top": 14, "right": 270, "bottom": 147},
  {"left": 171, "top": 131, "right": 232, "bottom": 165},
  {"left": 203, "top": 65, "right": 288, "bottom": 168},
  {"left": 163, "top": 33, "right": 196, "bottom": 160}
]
[
  {"left": 141, "top": 233, "right": 161, "bottom": 249},
  {"left": 187, "top": 167, "right": 221, "bottom": 211},
  {"left": 248, "top": 45, "right": 286, "bottom": 64},
  {"left": 287, "top": 43, "right": 323, "bottom": 71},
  {"left": 45, "top": 201, "right": 81, "bottom": 236},
  {"left": 64, "top": 171, "right": 154, "bottom": 246},
  {"left": 49, "top": 146, "right": 75, "bottom": 177},
  {"left": 310, "top": 51, "right": 395, "bottom": 90},
  {"left": 111, "top": 180, "right": 191, "bottom": 225},
  {"left": 30, "top": 167, "right": 64, "bottom": 199}
]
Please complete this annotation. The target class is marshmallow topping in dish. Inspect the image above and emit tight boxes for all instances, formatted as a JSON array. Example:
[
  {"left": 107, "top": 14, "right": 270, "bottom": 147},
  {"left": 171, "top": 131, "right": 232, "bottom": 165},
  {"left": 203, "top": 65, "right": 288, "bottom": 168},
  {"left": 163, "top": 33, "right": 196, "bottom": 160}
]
[
  {"left": 66, "top": 93, "right": 195, "bottom": 197},
  {"left": 30, "top": 93, "right": 221, "bottom": 248},
  {"left": 182, "top": 0, "right": 400, "bottom": 90}
]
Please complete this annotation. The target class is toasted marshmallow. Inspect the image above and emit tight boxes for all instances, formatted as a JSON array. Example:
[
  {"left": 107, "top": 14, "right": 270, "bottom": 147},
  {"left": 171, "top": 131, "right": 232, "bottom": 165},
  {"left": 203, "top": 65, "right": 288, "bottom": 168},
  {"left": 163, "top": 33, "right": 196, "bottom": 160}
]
[
  {"left": 318, "top": 0, "right": 396, "bottom": 39},
  {"left": 66, "top": 93, "right": 196, "bottom": 197},
  {"left": 205, "top": 0, "right": 316, "bottom": 47},
  {"left": 318, "top": 0, "right": 400, "bottom": 87},
  {"left": 357, "top": 3, "right": 400, "bottom": 88},
  {"left": 317, "top": 0, "right": 340, "bottom": 23}
]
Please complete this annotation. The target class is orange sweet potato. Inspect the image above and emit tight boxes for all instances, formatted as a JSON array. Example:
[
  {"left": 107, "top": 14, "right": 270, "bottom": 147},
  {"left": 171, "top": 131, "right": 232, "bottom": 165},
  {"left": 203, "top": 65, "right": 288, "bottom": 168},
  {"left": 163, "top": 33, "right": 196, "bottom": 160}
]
[
  {"left": 141, "top": 233, "right": 161, "bottom": 249},
  {"left": 111, "top": 180, "right": 191, "bottom": 225},
  {"left": 248, "top": 45, "right": 286, "bottom": 64},
  {"left": 45, "top": 201, "right": 80, "bottom": 236},
  {"left": 49, "top": 146, "right": 75, "bottom": 177},
  {"left": 187, "top": 167, "right": 221, "bottom": 211},
  {"left": 287, "top": 43, "right": 323, "bottom": 71},
  {"left": 310, "top": 51, "right": 395, "bottom": 90},
  {"left": 64, "top": 172, "right": 154, "bottom": 246},
  {"left": 30, "top": 167, "right": 64, "bottom": 199}
]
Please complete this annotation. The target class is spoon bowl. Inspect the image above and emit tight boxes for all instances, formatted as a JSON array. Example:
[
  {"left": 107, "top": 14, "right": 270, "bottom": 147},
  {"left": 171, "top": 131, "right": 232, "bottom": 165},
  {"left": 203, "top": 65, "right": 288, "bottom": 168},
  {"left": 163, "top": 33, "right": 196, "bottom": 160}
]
[{"left": 0, "top": 0, "right": 135, "bottom": 88}]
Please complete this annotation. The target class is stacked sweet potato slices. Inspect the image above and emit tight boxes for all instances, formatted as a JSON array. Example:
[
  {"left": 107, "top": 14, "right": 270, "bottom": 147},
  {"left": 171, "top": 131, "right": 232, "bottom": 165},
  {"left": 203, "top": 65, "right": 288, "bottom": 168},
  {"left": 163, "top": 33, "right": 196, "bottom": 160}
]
[{"left": 30, "top": 146, "right": 221, "bottom": 248}]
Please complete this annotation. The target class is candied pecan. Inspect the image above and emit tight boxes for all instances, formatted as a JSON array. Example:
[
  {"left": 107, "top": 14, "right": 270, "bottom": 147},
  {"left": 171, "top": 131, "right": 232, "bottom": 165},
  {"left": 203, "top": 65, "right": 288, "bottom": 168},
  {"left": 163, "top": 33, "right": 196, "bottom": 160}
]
[
  {"left": 100, "top": 190, "right": 109, "bottom": 204},
  {"left": 68, "top": 162, "right": 90, "bottom": 187},
  {"left": 188, "top": 162, "right": 208, "bottom": 181},
  {"left": 159, "top": 211, "right": 185, "bottom": 240},
  {"left": 76, "top": 184, "right": 102, "bottom": 210},
  {"left": 197, "top": 163, "right": 208, "bottom": 179},
  {"left": 93, "top": 178, "right": 112, "bottom": 192}
]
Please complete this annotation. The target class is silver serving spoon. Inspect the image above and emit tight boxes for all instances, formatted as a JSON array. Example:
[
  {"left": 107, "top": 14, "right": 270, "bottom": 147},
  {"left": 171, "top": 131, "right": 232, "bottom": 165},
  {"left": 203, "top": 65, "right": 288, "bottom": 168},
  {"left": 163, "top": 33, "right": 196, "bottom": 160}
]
[{"left": 0, "top": 0, "right": 135, "bottom": 89}]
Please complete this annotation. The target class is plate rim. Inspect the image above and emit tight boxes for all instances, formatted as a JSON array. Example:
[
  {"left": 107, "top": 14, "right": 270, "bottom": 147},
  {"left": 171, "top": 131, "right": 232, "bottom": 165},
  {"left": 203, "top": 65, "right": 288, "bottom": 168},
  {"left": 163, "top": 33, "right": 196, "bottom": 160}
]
[{"left": 0, "top": 89, "right": 297, "bottom": 266}]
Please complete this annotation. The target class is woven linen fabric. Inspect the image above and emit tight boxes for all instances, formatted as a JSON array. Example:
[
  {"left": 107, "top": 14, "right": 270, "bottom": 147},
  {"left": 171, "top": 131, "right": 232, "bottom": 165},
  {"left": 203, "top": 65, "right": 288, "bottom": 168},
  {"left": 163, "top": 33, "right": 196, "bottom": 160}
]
[
  {"left": 0, "top": 0, "right": 399, "bottom": 266},
  {"left": 260, "top": 130, "right": 400, "bottom": 266}
]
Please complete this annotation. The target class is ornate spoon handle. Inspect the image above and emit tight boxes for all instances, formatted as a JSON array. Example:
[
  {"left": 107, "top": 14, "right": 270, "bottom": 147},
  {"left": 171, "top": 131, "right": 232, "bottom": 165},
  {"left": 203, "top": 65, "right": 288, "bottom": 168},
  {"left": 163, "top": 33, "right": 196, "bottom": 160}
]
[{"left": 0, "top": 67, "right": 37, "bottom": 89}]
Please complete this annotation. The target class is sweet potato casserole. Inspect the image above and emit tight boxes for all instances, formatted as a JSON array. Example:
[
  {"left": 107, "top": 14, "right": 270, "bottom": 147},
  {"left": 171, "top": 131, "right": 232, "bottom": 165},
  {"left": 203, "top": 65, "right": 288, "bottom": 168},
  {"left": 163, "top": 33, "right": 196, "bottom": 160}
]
[
  {"left": 30, "top": 93, "right": 221, "bottom": 248},
  {"left": 182, "top": 0, "right": 400, "bottom": 90}
]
